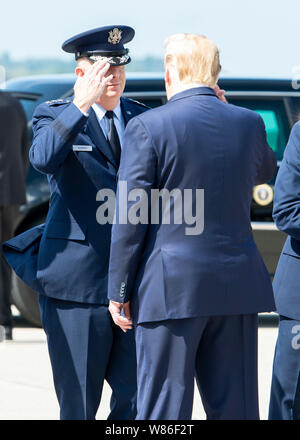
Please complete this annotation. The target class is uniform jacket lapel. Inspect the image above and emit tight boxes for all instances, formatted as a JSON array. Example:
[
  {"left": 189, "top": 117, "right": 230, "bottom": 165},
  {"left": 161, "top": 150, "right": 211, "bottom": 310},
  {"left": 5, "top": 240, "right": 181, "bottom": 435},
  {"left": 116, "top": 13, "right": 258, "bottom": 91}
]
[{"left": 121, "top": 97, "right": 145, "bottom": 126}]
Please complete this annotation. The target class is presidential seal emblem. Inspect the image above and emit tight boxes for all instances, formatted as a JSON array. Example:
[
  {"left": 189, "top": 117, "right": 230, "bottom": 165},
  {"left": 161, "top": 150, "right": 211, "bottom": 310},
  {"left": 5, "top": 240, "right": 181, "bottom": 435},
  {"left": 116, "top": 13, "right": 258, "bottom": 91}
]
[
  {"left": 253, "top": 184, "right": 274, "bottom": 206},
  {"left": 108, "top": 28, "right": 122, "bottom": 44}
]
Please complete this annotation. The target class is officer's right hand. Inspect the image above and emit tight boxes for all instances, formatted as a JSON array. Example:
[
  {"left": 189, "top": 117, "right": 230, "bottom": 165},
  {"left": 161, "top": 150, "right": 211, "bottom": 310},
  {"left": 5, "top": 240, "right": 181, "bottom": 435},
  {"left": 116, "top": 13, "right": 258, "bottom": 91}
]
[{"left": 73, "top": 60, "right": 113, "bottom": 113}]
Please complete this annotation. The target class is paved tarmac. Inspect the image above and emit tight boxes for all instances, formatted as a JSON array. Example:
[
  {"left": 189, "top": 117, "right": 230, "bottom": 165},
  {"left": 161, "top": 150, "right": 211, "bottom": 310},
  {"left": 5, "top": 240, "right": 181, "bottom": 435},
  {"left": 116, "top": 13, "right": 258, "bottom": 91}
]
[{"left": 0, "top": 310, "right": 278, "bottom": 420}]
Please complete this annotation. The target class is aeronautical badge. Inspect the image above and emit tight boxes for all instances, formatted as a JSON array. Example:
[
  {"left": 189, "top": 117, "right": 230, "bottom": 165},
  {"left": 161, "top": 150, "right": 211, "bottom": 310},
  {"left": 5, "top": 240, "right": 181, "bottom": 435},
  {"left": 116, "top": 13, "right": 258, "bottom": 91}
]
[{"left": 108, "top": 28, "right": 122, "bottom": 45}]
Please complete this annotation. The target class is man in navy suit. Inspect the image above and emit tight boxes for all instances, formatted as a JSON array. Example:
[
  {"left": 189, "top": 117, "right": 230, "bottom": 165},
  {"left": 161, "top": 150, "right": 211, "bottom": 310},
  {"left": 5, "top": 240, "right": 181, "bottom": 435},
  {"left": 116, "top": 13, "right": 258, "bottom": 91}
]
[
  {"left": 269, "top": 122, "right": 300, "bottom": 419},
  {"left": 27, "top": 26, "right": 148, "bottom": 420},
  {"left": 108, "top": 33, "right": 276, "bottom": 420}
]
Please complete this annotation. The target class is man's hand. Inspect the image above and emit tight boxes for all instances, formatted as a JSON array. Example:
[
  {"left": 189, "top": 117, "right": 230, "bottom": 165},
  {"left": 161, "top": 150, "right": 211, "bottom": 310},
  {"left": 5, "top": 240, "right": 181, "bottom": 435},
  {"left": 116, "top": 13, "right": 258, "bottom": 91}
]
[
  {"left": 214, "top": 84, "right": 228, "bottom": 103},
  {"left": 73, "top": 60, "right": 113, "bottom": 114},
  {"left": 109, "top": 300, "right": 133, "bottom": 333}
]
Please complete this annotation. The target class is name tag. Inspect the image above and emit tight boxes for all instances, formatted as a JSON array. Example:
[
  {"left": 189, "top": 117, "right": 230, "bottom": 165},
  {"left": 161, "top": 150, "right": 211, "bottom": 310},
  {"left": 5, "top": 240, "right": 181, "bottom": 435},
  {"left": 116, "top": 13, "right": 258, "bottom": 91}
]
[{"left": 73, "top": 145, "right": 93, "bottom": 152}]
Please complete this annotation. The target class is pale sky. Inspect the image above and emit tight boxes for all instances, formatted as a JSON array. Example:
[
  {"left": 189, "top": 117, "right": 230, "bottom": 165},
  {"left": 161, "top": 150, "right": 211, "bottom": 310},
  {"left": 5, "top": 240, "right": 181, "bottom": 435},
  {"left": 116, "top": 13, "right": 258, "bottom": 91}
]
[{"left": 1, "top": 0, "right": 299, "bottom": 76}]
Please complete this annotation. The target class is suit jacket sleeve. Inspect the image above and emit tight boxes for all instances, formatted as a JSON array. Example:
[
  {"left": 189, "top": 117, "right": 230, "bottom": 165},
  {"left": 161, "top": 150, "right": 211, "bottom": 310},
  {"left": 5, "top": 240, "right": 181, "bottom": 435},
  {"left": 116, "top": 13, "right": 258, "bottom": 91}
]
[
  {"left": 108, "top": 116, "right": 157, "bottom": 303},
  {"left": 255, "top": 114, "right": 277, "bottom": 185},
  {"left": 29, "top": 102, "right": 88, "bottom": 175},
  {"left": 273, "top": 121, "right": 300, "bottom": 240}
]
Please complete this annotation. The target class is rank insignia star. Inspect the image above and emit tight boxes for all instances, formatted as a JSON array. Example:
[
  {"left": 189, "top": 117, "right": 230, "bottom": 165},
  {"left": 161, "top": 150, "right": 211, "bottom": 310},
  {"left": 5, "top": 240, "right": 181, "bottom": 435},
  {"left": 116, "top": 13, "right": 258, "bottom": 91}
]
[{"left": 108, "top": 28, "right": 122, "bottom": 44}]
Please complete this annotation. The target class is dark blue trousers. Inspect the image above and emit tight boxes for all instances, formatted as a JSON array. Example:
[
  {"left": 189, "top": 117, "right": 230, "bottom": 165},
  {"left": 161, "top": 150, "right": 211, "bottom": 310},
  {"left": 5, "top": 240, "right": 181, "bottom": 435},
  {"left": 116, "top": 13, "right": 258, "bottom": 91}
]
[
  {"left": 39, "top": 294, "right": 137, "bottom": 420},
  {"left": 269, "top": 316, "right": 300, "bottom": 420},
  {"left": 135, "top": 314, "right": 259, "bottom": 420}
]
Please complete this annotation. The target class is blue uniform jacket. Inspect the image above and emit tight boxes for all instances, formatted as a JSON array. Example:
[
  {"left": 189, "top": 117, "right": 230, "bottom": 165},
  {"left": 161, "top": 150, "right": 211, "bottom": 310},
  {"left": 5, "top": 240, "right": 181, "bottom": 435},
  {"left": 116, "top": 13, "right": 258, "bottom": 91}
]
[
  {"left": 272, "top": 121, "right": 300, "bottom": 320},
  {"left": 108, "top": 86, "right": 277, "bottom": 324},
  {"left": 3, "top": 97, "right": 148, "bottom": 304}
]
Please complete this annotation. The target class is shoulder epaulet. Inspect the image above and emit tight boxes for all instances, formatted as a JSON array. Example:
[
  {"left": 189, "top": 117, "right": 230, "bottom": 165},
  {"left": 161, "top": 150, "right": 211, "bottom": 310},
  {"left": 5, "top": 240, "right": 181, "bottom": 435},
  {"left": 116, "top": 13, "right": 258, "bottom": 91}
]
[
  {"left": 125, "top": 97, "right": 149, "bottom": 109},
  {"left": 45, "top": 98, "right": 72, "bottom": 106}
]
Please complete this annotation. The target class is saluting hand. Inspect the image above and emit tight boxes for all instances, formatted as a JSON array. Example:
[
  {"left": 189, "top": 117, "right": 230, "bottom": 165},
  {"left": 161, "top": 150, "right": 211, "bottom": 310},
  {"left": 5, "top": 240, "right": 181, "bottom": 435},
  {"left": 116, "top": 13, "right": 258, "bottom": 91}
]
[
  {"left": 73, "top": 60, "right": 113, "bottom": 114},
  {"left": 109, "top": 300, "right": 133, "bottom": 333}
]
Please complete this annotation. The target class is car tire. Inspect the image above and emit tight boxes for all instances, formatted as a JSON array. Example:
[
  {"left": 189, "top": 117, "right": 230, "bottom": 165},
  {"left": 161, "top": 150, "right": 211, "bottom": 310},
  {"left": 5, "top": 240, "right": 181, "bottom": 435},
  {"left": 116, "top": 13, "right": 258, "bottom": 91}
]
[{"left": 11, "top": 272, "right": 41, "bottom": 327}]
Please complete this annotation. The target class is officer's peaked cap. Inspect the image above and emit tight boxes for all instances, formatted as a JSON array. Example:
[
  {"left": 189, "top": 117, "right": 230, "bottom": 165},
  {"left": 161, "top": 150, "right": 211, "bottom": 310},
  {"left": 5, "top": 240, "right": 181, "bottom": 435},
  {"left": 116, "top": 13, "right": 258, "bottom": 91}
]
[{"left": 62, "top": 25, "right": 135, "bottom": 66}]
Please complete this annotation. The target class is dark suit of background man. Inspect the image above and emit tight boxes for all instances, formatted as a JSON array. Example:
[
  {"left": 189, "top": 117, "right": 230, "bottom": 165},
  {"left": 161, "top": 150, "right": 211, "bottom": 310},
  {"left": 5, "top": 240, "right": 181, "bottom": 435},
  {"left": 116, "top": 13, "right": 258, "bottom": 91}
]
[
  {"left": 269, "top": 121, "right": 300, "bottom": 419},
  {"left": 108, "top": 33, "right": 277, "bottom": 420},
  {"left": 28, "top": 26, "right": 148, "bottom": 420},
  {"left": 0, "top": 91, "right": 28, "bottom": 341}
]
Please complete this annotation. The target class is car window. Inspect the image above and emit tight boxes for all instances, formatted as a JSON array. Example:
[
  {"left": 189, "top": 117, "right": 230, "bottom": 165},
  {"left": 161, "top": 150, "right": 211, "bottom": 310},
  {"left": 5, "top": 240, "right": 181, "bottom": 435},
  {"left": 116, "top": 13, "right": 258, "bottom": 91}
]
[
  {"left": 290, "top": 97, "right": 300, "bottom": 123},
  {"left": 229, "top": 99, "right": 289, "bottom": 162},
  {"left": 19, "top": 98, "right": 39, "bottom": 122},
  {"left": 8, "top": 83, "right": 74, "bottom": 122}
]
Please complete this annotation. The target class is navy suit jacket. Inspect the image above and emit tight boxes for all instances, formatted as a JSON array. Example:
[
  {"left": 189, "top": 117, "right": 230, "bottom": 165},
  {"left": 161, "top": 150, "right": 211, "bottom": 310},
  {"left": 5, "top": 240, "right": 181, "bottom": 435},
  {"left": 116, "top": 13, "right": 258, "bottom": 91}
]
[
  {"left": 108, "top": 86, "right": 276, "bottom": 324},
  {"left": 272, "top": 121, "right": 300, "bottom": 320},
  {"left": 3, "top": 97, "right": 148, "bottom": 304}
]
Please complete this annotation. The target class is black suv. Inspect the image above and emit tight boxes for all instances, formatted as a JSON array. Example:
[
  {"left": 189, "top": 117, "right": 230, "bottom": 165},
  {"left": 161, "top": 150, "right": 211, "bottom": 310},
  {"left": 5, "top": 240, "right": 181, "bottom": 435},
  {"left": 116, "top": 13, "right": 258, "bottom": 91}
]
[{"left": 2, "top": 73, "right": 299, "bottom": 325}]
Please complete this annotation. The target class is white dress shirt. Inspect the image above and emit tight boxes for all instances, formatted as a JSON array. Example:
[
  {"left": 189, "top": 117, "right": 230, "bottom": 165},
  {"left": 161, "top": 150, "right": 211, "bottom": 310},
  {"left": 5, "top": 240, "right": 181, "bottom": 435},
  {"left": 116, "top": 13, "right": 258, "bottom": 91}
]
[{"left": 91, "top": 101, "right": 125, "bottom": 149}]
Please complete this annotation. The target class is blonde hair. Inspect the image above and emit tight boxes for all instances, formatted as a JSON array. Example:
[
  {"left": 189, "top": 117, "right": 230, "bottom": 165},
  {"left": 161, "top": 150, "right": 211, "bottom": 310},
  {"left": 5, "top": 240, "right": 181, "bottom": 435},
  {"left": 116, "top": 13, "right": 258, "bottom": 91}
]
[{"left": 164, "top": 34, "right": 221, "bottom": 87}]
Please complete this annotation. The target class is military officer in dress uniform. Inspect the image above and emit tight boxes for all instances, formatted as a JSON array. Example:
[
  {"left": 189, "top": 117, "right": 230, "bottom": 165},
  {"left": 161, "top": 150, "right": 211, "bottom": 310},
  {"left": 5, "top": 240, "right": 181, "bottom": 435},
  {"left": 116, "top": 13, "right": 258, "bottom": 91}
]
[
  {"left": 269, "top": 121, "right": 300, "bottom": 419},
  {"left": 8, "top": 25, "right": 148, "bottom": 420},
  {"left": 108, "top": 33, "right": 276, "bottom": 420}
]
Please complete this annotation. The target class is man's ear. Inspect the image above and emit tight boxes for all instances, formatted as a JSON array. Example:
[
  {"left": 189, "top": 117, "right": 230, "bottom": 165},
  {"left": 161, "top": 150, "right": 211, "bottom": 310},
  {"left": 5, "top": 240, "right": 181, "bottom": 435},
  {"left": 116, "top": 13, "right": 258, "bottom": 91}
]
[
  {"left": 165, "top": 64, "right": 171, "bottom": 87},
  {"left": 75, "top": 66, "right": 85, "bottom": 78}
]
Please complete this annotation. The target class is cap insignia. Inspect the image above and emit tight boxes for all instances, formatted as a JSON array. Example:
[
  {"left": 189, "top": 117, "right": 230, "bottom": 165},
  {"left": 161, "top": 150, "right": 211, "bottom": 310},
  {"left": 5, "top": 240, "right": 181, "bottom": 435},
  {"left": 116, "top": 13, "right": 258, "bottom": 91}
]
[{"left": 108, "top": 28, "right": 122, "bottom": 45}]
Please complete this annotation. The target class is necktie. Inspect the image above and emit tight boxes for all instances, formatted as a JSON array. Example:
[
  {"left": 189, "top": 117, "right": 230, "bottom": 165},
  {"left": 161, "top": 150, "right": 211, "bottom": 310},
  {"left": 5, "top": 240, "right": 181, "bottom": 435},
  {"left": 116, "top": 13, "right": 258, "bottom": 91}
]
[{"left": 105, "top": 110, "right": 121, "bottom": 166}]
